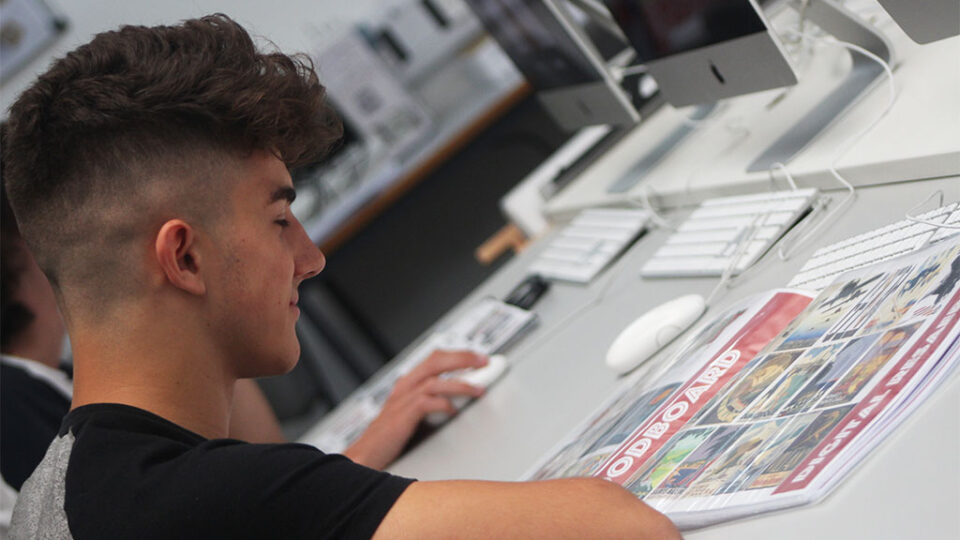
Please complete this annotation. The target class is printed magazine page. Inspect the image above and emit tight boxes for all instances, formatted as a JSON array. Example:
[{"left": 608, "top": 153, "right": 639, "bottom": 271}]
[{"left": 528, "top": 237, "right": 960, "bottom": 529}]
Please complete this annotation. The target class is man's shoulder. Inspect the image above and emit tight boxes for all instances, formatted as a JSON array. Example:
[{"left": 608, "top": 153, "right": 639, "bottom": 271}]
[
  {"left": 9, "top": 431, "right": 74, "bottom": 539},
  {"left": 12, "top": 404, "right": 415, "bottom": 539}
]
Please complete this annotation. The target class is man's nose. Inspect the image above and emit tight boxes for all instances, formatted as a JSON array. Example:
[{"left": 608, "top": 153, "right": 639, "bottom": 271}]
[{"left": 293, "top": 220, "right": 325, "bottom": 281}]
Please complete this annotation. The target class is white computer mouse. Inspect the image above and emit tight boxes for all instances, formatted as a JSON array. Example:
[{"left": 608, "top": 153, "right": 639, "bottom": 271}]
[
  {"left": 605, "top": 294, "right": 706, "bottom": 374},
  {"left": 425, "top": 354, "right": 509, "bottom": 426}
]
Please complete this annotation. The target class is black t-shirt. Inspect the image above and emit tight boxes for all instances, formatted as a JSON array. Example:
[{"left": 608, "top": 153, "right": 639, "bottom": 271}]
[{"left": 11, "top": 404, "right": 414, "bottom": 540}]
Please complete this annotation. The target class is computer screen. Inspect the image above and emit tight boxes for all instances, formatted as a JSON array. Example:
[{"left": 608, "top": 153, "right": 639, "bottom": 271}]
[
  {"left": 876, "top": 0, "right": 960, "bottom": 44},
  {"left": 466, "top": 0, "right": 640, "bottom": 130},
  {"left": 603, "top": 0, "right": 797, "bottom": 107}
]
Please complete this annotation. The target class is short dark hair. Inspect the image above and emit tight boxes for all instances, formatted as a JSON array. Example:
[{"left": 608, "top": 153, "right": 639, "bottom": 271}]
[{"left": 2, "top": 14, "right": 340, "bottom": 311}]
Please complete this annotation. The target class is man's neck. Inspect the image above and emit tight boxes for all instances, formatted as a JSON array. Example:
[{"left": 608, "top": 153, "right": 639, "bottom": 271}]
[{"left": 69, "top": 318, "right": 236, "bottom": 440}]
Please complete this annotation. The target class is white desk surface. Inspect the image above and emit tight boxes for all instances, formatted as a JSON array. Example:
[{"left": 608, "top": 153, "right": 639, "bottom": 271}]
[
  {"left": 545, "top": 10, "right": 960, "bottom": 216},
  {"left": 301, "top": 8, "right": 960, "bottom": 537},
  {"left": 363, "top": 178, "right": 960, "bottom": 539}
]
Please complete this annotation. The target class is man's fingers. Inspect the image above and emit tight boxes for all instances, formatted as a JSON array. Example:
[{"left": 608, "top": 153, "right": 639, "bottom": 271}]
[
  {"left": 405, "top": 349, "right": 487, "bottom": 383},
  {"left": 416, "top": 395, "right": 457, "bottom": 416},
  {"left": 422, "top": 377, "right": 486, "bottom": 398}
]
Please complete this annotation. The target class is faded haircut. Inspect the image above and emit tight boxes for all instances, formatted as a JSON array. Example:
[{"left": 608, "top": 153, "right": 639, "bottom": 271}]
[{"left": 2, "top": 14, "right": 341, "bottom": 316}]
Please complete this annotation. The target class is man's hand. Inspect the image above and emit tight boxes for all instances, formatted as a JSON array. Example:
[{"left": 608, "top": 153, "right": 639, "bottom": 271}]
[{"left": 344, "top": 350, "right": 488, "bottom": 469}]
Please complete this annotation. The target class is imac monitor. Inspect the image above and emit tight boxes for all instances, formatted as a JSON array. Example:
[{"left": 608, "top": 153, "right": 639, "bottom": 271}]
[
  {"left": 465, "top": 0, "right": 640, "bottom": 130},
  {"left": 603, "top": 0, "right": 797, "bottom": 107},
  {"left": 876, "top": 0, "right": 960, "bottom": 44}
]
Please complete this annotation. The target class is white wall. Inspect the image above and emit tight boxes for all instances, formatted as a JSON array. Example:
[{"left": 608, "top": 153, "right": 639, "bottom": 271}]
[{"left": 0, "top": 0, "right": 401, "bottom": 114}]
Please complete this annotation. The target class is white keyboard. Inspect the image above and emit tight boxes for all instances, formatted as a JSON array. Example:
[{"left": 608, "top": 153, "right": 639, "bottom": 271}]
[
  {"left": 788, "top": 202, "right": 960, "bottom": 292},
  {"left": 641, "top": 189, "right": 819, "bottom": 278},
  {"left": 529, "top": 208, "right": 650, "bottom": 283}
]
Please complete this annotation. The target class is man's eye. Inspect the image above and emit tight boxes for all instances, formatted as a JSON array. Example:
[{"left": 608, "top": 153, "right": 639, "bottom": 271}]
[{"left": 275, "top": 218, "right": 290, "bottom": 228}]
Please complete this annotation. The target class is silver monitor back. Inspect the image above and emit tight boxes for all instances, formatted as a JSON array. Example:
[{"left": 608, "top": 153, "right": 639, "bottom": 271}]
[
  {"left": 466, "top": 0, "right": 640, "bottom": 130},
  {"left": 604, "top": 0, "right": 797, "bottom": 107},
  {"left": 876, "top": 0, "right": 960, "bottom": 44}
]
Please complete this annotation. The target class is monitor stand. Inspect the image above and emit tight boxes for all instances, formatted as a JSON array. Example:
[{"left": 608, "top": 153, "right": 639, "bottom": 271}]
[
  {"left": 607, "top": 102, "right": 717, "bottom": 193},
  {"left": 746, "top": 0, "right": 894, "bottom": 172}
]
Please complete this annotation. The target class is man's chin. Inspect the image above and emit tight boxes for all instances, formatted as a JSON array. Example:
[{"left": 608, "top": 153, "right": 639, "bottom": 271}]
[
  {"left": 240, "top": 346, "right": 300, "bottom": 378},
  {"left": 269, "top": 349, "right": 301, "bottom": 376}
]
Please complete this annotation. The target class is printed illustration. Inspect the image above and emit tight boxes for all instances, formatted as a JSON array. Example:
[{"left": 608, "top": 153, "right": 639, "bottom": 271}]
[
  {"left": 625, "top": 427, "right": 715, "bottom": 497},
  {"left": 531, "top": 383, "right": 679, "bottom": 481},
  {"left": 899, "top": 248, "right": 960, "bottom": 321},
  {"left": 822, "top": 267, "right": 913, "bottom": 342},
  {"left": 719, "top": 413, "right": 819, "bottom": 493},
  {"left": 684, "top": 418, "right": 791, "bottom": 497},
  {"left": 584, "top": 383, "right": 680, "bottom": 455},
  {"left": 778, "top": 334, "right": 879, "bottom": 416},
  {"left": 649, "top": 425, "right": 745, "bottom": 498},
  {"left": 696, "top": 351, "right": 802, "bottom": 425},
  {"left": 687, "top": 344, "right": 780, "bottom": 426},
  {"left": 818, "top": 323, "right": 921, "bottom": 408},
  {"left": 749, "top": 405, "right": 854, "bottom": 489},
  {"left": 772, "top": 274, "right": 884, "bottom": 351},
  {"left": 741, "top": 343, "right": 843, "bottom": 420}
]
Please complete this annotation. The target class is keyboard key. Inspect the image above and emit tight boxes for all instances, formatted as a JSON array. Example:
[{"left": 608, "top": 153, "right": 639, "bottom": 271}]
[
  {"left": 788, "top": 202, "right": 960, "bottom": 292},
  {"left": 642, "top": 190, "right": 818, "bottom": 278},
  {"left": 529, "top": 208, "right": 649, "bottom": 283}
]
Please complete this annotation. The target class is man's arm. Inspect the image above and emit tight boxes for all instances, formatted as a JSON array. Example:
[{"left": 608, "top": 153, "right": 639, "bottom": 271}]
[
  {"left": 373, "top": 478, "right": 681, "bottom": 540},
  {"left": 345, "top": 350, "right": 487, "bottom": 469}
]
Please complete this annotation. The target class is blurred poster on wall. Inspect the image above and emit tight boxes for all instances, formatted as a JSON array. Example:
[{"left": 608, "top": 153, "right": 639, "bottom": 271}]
[{"left": 0, "top": 0, "right": 66, "bottom": 84}]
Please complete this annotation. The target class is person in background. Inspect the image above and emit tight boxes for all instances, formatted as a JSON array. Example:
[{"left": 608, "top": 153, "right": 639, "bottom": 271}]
[{"left": 4, "top": 15, "right": 680, "bottom": 539}]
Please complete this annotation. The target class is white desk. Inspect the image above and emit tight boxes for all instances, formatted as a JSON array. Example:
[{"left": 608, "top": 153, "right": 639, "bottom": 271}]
[
  {"left": 300, "top": 7, "right": 960, "bottom": 538},
  {"left": 371, "top": 179, "right": 960, "bottom": 539}
]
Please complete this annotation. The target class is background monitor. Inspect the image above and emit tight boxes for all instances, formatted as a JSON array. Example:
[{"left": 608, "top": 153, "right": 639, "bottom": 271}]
[
  {"left": 602, "top": 0, "right": 797, "bottom": 107},
  {"left": 466, "top": 0, "right": 640, "bottom": 131},
  {"left": 876, "top": 0, "right": 960, "bottom": 44}
]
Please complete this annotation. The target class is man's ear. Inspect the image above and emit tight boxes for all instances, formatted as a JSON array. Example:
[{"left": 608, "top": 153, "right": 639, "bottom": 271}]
[{"left": 155, "top": 219, "right": 206, "bottom": 296}]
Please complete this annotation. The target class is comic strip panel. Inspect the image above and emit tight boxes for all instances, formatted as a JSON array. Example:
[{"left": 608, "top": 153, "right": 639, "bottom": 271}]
[
  {"left": 719, "top": 412, "right": 820, "bottom": 493},
  {"left": 696, "top": 351, "right": 803, "bottom": 426},
  {"left": 684, "top": 418, "right": 792, "bottom": 498},
  {"left": 818, "top": 322, "right": 922, "bottom": 409},
  {"left": 741, "top": 343, "right": 844, "bottom": 421},
  {"left": 625, "top": 427, "right": 715, "bottom": 497},
  {"left": 583, "top": 384, "right": 680, "bottom": 456},
  {"left": 771, "top": 274, "right": 885, "bottom": 351},
  {"left": 862, "top": 245, "right": 960, "bottom": 335},
  {"left": 777, "top": 334, "right": 880, "bottom": 416},
  {"left": 748, "top": 405, "right": 854, "bottom": 490},
  {"left": 649, "top": 425, "right": 746, "bottom": 498}
]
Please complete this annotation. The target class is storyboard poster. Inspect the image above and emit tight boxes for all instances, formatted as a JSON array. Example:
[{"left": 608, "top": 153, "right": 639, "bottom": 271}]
[{"left": 528, "top": 237, "right": 960, "bottom": 529}]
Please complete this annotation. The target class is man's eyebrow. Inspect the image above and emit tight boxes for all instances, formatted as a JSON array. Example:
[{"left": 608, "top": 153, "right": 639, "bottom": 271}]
[{"left": 270, "top": 186, "right": 297, "bottom": 205}]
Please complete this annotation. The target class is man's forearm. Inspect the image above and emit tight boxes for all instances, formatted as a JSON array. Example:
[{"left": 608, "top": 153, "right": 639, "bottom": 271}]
[{"left": 373, "top": 477, "right": 682, "bottom": 540}]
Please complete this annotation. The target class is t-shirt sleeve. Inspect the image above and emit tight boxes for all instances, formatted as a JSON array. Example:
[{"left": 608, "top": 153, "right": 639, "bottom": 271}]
[{"left": 143, "top": 441, "right": 413, "bottom": 540}]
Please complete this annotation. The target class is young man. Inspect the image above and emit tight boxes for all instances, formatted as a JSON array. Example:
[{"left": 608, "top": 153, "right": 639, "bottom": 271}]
[
  {"left": 0, "top": 162, "right": 284, "bottom": 534},
  {"left": 4, "top": 14, "right": 681, "bottom": 539}
]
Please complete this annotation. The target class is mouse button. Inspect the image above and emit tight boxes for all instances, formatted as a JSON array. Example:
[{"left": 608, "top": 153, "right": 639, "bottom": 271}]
[{"left": 655, "top": 324, "right": 684, "bottom": 347}]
